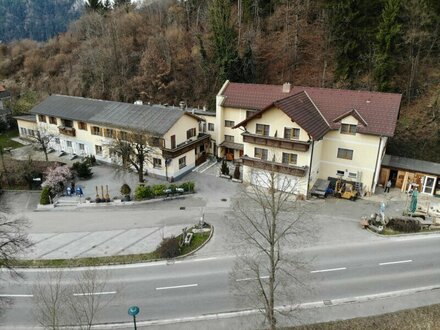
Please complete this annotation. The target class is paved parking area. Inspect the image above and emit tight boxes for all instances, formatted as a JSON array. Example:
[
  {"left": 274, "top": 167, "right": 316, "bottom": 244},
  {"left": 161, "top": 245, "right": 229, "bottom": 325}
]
[{"left": 25, "top": 224, "right": 190, "bottom": 259}]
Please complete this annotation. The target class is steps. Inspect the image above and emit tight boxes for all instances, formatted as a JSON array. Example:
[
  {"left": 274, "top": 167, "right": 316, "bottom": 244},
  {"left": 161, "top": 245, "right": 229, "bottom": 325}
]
[{"left": 55, "top": 196, "right": 80, "bottom": 208}]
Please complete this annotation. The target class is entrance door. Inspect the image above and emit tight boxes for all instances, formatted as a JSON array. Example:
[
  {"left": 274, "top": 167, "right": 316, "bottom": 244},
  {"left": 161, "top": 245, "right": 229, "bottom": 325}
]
[{"left": 422, "top": 176, "right": 436, "bottom": 194}]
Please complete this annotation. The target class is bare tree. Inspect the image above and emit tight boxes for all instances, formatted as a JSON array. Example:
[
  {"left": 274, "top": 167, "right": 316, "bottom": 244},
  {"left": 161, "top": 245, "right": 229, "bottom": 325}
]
[
  {"left": 31, "top": 129, "right": 55, "bottom": 162},
  {"left": 231, "top": 169, "right": 309, "bottom": 329},
  {"left": 33, "top": 269, "right": 112, "bottom": 329},
  {"left": 107, "top": 129, "right": 162, "bottom": 182},
  {"left": 0, "top": 212, "right": 29, "bottom": 273}
]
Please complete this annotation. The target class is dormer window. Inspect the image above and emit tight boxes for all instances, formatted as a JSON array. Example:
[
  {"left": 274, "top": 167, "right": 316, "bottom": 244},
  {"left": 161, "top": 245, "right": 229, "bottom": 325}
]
[{"left": 340, "top": 124, "right": 357, "bottom": 135}]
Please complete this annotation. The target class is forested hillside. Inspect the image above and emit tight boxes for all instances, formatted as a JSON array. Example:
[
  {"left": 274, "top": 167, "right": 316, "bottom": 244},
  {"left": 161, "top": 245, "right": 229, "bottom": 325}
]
[
  {"left": 0, "top": 0, "right": 439, "bottom": 161},
  {"left": 0, "top": 0, "right": 81, "bottom": 42}
]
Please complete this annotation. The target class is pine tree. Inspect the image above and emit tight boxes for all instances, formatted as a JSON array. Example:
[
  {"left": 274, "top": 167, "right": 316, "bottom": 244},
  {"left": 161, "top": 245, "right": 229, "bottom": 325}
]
[
  {"left": 209, "top": 0, "right": 242, "bottom": 83},
  {"left": 241, "top": 41, "right": 256, "bottom": 83},
  {"left": 373, "top": 0, "right": 402, "bottom": 92},
  {"left": 85, "top": 0, "right": 104, "bottom": 12}
]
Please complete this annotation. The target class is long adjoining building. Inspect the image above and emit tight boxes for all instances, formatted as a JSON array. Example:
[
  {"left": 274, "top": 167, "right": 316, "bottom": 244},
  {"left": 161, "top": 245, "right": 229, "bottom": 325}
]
[
  {"left": 16, "top": 95, "right": 210, "bottom": 181},
  {"left": 16, "top": 81, "right": 405, "bottom": 196}
]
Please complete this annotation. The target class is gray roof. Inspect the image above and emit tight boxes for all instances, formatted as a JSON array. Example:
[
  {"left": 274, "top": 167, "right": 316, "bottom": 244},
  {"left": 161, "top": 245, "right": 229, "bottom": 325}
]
[
  {"left": 14, "top": 114, "right": 36, "bottom": 122},
  {"left": 382, "top": 154, "right": 440, "bottom": 176},
  {"left": 30, "top": 95, "right": 192, "bottom": 136}
]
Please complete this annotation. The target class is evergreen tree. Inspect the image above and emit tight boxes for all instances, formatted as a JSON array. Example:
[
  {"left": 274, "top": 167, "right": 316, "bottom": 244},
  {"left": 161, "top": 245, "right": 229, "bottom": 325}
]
[
  {"left": 241, "top": 41, "right": 256, "bottom": 83},
  {"left": 85, "top": 0, "right": 104, "bottom": 12},
  {"left": 209, "top": 0, "right": 242, "bottom": 83},
  {"left": 373, "top": 0, "right": 402, "bottom": 92},
  {"left": 328, "top": 0, "right": 382, "bottom": 86},
  {"left": 114, "top": 0, "right": 131, "bottom": 7}
]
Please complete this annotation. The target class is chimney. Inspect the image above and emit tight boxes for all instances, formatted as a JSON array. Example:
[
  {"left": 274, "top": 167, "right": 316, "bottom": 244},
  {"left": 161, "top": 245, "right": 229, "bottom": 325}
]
[
  {"left": 282, "top": 82, "right": 291, "bottom": 93},
  {"left": 179, "top": 101, "right": 186, "bottom": 110},
  {"left": 134, "top": 100, "right": 143, "bottom": 105}
]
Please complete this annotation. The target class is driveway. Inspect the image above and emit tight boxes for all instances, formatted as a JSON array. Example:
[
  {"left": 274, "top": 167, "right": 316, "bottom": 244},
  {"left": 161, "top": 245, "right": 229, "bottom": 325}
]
[{"left": 2, "top": 160, "right": 438, "bottom": 261}]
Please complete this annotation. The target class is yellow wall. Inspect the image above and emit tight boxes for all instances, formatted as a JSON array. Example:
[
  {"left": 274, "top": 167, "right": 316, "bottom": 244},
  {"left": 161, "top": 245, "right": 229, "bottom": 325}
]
[
  {"left": 163, "top": 114, "right": 199, "bottom": 149},
  {"left": 319, "top": 116, "right": 381, "bottom": 192},
  {"left": 17, "top": 119, "right": 37, "bottom": 137}
]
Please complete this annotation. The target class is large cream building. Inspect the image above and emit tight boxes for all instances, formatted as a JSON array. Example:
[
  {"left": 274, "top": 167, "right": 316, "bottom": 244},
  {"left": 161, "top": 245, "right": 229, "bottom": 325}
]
[
  {"left": 16, "top": 95, "right": 210, "bottom": 181},
  {"left": 214, "top": 81, "right": 402, "bottom": 195}
]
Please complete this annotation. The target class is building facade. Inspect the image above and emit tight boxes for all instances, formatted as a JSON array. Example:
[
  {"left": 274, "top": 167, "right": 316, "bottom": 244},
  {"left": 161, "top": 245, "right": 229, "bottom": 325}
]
[
  {"left": 215, "top": 81, "right": 402, "bottom": 196},
  {"left": 16, "top": 95, "right": 210, "bottom": 181}
]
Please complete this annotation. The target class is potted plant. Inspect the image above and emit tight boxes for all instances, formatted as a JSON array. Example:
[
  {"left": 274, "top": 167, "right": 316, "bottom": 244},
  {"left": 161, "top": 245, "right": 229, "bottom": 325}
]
[{"left": 120, "top": 183, "right": 131, "bottom": 201}]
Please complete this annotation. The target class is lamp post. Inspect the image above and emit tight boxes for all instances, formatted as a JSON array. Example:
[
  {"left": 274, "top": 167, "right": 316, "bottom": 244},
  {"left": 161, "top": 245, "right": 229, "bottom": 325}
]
[{"left": 128, "top": 306, "right": 140, "bottom": 330}]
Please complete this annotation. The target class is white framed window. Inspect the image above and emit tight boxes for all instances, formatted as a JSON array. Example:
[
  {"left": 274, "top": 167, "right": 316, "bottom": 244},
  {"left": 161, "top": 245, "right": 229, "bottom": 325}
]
[
  {"left": 337, "top": 148, "right": 353, "bottom": 160},
  {"left": 92, "top": 126, "right": 101, "bottom": 136},
  {"left": 55, "top": 138, "right": 60, "bottom": 144},
  {"left": 66, "top": 141, "right": 72, "bottom": 148},
  {"left": 224, "top": 120, "right": 235, "bottom": 127},
  {"left": 20, "top": 128, "right": 26, "bottom": 135},
  {"left": 282, "top": 152, "right": 298, "bottom": 165},
  {"left": 340, "top": 123, "right": 357, "bottom": 135},
  {"left": 179, "top": 156, "right": 186, "bottom": 169},
  {"left": 284, "top": 127, "right": 300, "bottom": 140},
  {"left": 224, "top": 135, "right": 234, "bottom": 142},
  {"left": 95, "top": 145, "right": 103, "bottom": 155},
  {"left": 254, "top": 147, "right": 268, "bottom": 160},
  {"left": 208, "top": 123, "right": 214, "bottom": 131},
  {"left": 153, "top": 158, "right": 162, "bottom": 168},
  {"left": 79, "top": 143, "right": 85, "bottom": 151},
  {"left": 256, "top": 124, "right": 270, "bottom": 136},
  {"left": 186, "top": 128, "right": 196, "bottom": 139}
]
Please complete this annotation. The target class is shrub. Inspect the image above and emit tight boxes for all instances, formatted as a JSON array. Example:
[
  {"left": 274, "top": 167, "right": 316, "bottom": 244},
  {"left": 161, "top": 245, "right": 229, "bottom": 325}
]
[
  {"left": 120, "top": 183, "right": 131, "bottom": 196},
  {"left": 388, "top": 217, "right": 421, "bottom": 233},
  {"left": 40, "top": 186, "right": 51, "bottom": 205},
  {"left": 221, "top": 159, "right": 229, "bottom": 176},
  {"left": 168, "top": 184, "right": 177, "bottom": 193},
  {"left": 152, "top": 184, "right": 167, "bottom": 196},
  {"left": 71, "top": 161, "right": 92, "bottom": 179},
  {"left": 233, "top": 165, "right": 240, "bottom": 180},
  {"left": 179, "top": 181, "right": 195, "bottom": 192},
  {"left": 0, "top": 118, "right": 7, "bottom": 133},
  {"left": 155, "top": 236, "right": 181, "bottom": 259},
  {"left": 84, "top": 155, "right": 96, "bottom": 166},
  {"left": 135, "top": 185, "right": 153, "bottom": 200}
]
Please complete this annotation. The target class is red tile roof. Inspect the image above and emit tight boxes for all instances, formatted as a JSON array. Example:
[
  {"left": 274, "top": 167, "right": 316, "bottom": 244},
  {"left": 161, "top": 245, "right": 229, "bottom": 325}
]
[{"left": 221, "top": 82, "right": 402, "bottom": 137}]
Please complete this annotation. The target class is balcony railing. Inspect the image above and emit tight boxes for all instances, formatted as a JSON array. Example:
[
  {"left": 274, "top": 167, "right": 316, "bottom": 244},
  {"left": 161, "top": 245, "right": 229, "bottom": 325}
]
[
  {"left": 241, "top": 155, "right": 308, "bottom": 177},
  {"left": 161, "top": 133, "right": 210, "bottom": 159},
  {"left": 242, "top": 132, "right": 310, "bottom": 152},
  {"left": 58, "top": 126, "right": 76, "bottom": 137}
]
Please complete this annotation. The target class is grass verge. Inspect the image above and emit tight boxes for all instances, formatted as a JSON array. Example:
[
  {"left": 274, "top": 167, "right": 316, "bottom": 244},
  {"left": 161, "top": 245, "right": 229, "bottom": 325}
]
[
  {"left": 13, "top": 225, "right": 212, "bottom": 268},
  {"left": 0, "top": 129, "right": 22, "bottom": 149},
  {"left": 290, "top": 303, "right": 440, "bottom": 330}
]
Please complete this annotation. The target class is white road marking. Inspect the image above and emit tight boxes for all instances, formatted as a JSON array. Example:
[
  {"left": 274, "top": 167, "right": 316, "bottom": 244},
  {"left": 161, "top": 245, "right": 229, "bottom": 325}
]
[
  {"left": 379, "top": 259, "right": 412, "bottom": 266},
  {"left": 0, "top": 294, "right": 33, "bottom": 298},
  {"left": 236, "top": 275, "right": 269, "bottom": 282},
  {"left": 73, "top": 291, "right": 116, "bottom": 296},
  {"left": 156, "top": 283, "right": 198, "bottom": 291},
  {"left": 310, "top": 267, "right": 347, "bottom": 273}
]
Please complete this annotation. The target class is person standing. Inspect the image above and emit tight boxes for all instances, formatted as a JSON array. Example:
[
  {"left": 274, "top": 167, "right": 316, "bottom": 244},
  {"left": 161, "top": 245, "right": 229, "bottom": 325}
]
[{"left": 384, "top": 179, "right": 392, "bottom": 193}]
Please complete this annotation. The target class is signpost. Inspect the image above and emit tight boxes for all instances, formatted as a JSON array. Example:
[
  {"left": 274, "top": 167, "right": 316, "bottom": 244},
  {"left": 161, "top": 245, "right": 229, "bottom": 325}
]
[{"left": 128, "top": 305, "right": 140, "bottom": 330}]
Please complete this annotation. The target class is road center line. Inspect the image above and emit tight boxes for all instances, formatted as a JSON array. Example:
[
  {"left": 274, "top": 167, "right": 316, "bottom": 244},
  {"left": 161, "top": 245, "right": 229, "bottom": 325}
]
[
  {"left": 236, "top": 276, "right": 269, "bottom": 282},
  {"left": 379, "top": 259, "right": 412, "bottom": 266},
  {"left": 310, "top": 267, "right": 347, "bottom": 273},
  {"left": 73, "top": 291, "right": 116, "bottom": 296},
  {"left": 0, "top": 294, "right": 34, "bottom": 298},
  {"left": 156, "top": 284, "right": 198, "bottom": 291}
]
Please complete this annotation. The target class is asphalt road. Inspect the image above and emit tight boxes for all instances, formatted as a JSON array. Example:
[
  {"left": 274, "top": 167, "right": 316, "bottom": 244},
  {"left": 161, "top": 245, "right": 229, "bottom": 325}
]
[{"left": 2, "top": 234, "right": 440, "bottom": 329}]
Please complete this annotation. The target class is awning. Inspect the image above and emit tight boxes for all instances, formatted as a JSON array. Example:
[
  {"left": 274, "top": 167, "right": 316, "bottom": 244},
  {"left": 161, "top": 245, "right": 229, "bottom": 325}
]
[{"left": 219, "top": 141, "right": 244, "bottom": 150}]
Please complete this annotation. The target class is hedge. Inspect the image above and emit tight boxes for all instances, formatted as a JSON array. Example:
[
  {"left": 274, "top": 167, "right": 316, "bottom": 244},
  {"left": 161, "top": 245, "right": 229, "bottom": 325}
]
[{"left": 134, "top": 181, "right": 195, "bottom": 201}]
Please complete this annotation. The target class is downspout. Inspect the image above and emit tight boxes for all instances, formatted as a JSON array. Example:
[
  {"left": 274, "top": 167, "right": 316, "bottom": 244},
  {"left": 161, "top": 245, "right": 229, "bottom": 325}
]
[
  {"left": 372, "top": 136, "right": 383, "bottom": 193},
  {"left": 306, "top": 139, "right": 314, "bottom": 197}
]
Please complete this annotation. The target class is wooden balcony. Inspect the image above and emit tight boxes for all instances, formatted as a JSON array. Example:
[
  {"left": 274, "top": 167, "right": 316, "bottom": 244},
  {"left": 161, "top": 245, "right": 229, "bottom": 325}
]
[
  {"left": 58, "top": 126, "right": 76, "bottom": 137},
  {"left": 242, "top": 155, "right": 308, "bottom": 177},
  {"left": 242, "top": 132, "right": 310, "bottom": 152},
  {"left": 162, "top": 133, "right": 210, "bottom": 159}
]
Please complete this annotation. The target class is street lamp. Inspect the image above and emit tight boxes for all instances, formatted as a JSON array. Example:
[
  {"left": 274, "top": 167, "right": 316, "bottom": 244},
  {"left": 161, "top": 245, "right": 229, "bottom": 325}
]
[{"left": 128, "top": 305, "right": 140, "bottom": 330}]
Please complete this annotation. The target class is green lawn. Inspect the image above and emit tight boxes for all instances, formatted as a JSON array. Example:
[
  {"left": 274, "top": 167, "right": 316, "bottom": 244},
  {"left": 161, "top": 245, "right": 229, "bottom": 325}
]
[{"left": 0, "top": 129, "right": 22, "bottom": 149}]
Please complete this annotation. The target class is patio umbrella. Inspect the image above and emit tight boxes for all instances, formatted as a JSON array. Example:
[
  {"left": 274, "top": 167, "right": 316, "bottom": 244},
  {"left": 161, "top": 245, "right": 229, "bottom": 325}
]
[{"left": 409, "top": 189, "right": 419, "bottom": 213}]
